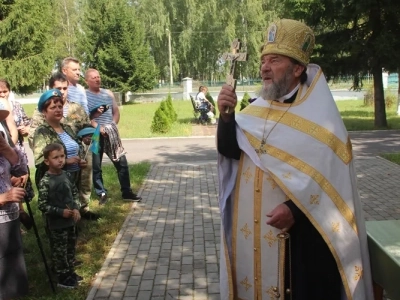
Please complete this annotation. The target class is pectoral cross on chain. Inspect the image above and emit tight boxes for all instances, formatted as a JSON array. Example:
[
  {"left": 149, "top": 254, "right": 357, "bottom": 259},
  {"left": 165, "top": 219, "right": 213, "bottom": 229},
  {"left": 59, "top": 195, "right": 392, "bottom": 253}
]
[
  {"left": 222, "top": 39, "right": 248, "bottom": 113},
  {"left": 255, "top": 139, "right": 267, "bottom": 155}
]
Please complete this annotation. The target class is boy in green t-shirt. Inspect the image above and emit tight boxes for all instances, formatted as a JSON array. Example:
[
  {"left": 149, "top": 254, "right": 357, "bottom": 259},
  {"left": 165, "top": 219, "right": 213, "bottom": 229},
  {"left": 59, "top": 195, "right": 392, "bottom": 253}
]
[{"left": 37, "top": 143, "right": 82, "bottom": 289}]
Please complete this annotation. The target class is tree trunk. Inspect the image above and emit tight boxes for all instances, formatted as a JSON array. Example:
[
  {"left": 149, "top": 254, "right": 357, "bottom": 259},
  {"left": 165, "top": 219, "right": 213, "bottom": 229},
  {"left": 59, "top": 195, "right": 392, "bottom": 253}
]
[{"left": 372, "top": 63, "right": 388, "bottom": 128}]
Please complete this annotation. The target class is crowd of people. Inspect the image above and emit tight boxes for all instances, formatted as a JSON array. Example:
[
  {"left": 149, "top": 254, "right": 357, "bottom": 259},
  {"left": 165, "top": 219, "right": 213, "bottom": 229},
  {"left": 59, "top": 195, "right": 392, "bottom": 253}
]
[{"left": 0, "top": 57, "right": 142, "bottom": 296}]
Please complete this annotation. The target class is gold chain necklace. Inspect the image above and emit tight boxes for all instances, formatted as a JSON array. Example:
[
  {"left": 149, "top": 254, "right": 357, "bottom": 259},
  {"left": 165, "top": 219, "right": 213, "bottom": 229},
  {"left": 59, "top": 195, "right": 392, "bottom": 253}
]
[{"left": 256, "top": 101, "right": 294, "bottom": 155}]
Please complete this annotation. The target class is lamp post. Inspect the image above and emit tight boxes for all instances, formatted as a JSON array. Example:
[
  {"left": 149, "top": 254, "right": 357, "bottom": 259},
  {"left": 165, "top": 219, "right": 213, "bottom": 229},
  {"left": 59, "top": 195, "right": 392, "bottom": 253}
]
[{"left": 166, "top": 28, "right": 173, "bottom": 86}]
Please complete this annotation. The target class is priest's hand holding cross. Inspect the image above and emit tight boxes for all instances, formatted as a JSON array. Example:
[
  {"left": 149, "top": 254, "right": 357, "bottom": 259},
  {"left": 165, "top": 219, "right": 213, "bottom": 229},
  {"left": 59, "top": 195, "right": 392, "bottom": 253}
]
[
  {"left": 217, "top": 84, "right": 237, "bottom": 122},
  {"left": 217, "top": 38, "right": 247, "bottom": 121}
]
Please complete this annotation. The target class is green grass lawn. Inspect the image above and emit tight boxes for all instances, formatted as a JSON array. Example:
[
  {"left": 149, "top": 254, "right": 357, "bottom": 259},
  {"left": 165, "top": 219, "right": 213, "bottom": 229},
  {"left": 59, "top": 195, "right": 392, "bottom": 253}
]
[
  {"left": 336, "top": 100, "right": 400, "bottom": 131},
  {"left": 118, "top": 101, "right": 194, "bottom": 138},
  {"left": 21, "top": 162, "right": 150, "bottom": 300},
  {"left": 22, "top": 99, "right": 400, "bottom": 138},
  {"left": 381, "top": 153, "right": 400, "bottom": 165},
  {"left": 23, "top": 101, "right": 199, "bottom": 138}
]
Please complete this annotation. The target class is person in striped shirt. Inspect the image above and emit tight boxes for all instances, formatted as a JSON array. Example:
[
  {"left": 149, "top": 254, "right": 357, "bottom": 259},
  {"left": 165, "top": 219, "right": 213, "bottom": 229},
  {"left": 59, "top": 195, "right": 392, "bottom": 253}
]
[
  {"left": 85, "top": 68, "right": 142, "bottom": 204},
  {"left": 61, "top": 57, "right": 89, "bottom": 114}
]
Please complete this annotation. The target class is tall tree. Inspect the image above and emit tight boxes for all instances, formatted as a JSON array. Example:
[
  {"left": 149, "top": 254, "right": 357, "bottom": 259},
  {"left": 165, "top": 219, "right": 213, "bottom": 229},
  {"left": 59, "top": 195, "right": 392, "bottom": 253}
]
[
  {"left": 53, "top": 0, "right": 81, "bottom": 58},
  {"left": 235, "top": 0, "right": 279, "bottom": 79},
  {"left": 135, "top": 0, "right": 169, "bottom": 82},
  {"left": 136, "top": 0, "right": 277, "bottom": 83},
  {"left": 0, "top": 0, "right": 55, "bottom": 94},
  {"left": 282, "top": 0, "right": 400, "bottom": 128},
  {"left": 78, "top": 0, "right": 157, "bottom": 93}
]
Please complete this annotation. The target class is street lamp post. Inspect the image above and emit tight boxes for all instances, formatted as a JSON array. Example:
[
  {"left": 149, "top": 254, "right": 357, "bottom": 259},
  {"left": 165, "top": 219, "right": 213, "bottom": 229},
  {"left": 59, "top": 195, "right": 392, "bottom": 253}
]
[{"left": 166, "top": 28, "right": 173, "bottom": 86}]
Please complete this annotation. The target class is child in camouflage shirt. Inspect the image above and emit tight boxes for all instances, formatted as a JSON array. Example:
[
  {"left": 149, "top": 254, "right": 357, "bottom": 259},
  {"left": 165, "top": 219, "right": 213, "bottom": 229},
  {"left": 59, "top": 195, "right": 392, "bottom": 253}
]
[{"left": 37, "top": 143, "right": 82, "bottom": 289}]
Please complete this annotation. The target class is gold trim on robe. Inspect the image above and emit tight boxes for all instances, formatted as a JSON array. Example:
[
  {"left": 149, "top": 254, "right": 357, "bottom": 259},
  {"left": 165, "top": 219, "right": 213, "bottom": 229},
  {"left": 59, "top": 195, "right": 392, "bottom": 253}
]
[
  {"left": 243, "top": 130, "right": 358, "bottom": 234},
  {"left": 240, "top": 106, "right": 353, "bottom": 164}
]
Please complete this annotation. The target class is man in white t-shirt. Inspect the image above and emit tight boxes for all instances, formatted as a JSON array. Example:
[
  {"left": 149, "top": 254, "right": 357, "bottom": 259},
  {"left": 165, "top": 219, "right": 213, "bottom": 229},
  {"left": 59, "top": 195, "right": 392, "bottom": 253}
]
[{"left": 195, "top": 86, "right": 214, "bottom": 118}]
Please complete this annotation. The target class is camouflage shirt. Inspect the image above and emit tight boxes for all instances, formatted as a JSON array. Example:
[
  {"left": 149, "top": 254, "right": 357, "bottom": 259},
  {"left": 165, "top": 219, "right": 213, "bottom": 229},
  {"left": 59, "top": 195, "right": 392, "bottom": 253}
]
[
  {"left": 28, "top": 101, "right": 90, "bottom": 149},
  {"left": 32, "top": 122, "right": 83, "bottom": 184},
  {"left": 38, "top": 170, "right": 80, "bottom": 229}
]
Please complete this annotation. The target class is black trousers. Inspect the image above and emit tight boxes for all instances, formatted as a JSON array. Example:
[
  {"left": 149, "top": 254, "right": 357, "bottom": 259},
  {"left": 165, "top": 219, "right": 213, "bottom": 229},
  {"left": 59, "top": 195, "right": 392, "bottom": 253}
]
[{"left": 285, "top": 217, "right": 342, "bottom": 300}]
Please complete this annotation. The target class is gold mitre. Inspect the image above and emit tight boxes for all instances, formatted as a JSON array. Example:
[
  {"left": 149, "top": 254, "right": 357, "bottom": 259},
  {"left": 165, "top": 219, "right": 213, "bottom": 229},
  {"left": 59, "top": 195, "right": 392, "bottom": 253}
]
[{"left": 261, "top": 19, "right": 315, "bottom": 66}]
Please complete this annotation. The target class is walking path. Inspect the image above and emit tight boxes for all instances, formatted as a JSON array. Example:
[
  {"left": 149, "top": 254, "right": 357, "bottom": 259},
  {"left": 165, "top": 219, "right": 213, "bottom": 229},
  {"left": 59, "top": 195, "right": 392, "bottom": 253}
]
[{"left": 80, "top": 130, "right": 400, "bottom": 300}]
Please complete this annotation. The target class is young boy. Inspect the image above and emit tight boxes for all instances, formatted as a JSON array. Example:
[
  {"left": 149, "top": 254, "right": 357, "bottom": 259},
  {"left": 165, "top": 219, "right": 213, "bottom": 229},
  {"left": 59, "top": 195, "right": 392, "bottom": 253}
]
[{"left": 37, "top": 143, "right": 82, "bottom": 289}]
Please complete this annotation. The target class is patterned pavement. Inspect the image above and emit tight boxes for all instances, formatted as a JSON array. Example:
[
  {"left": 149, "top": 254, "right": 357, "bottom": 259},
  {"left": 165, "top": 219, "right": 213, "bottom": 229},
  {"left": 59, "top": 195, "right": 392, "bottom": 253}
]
[{"left": 86, "top": 153, "right": 400, "bottom": 299}]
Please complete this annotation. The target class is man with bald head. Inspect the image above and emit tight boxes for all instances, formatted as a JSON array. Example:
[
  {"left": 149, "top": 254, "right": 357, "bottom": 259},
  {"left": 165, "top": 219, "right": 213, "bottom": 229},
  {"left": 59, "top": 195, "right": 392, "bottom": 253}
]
[
  {"left": 85, "top": 68, "right": 141, "bottom": 205},
  {"left": 217, "top": 19, "right": 373, "bottom": 299}
]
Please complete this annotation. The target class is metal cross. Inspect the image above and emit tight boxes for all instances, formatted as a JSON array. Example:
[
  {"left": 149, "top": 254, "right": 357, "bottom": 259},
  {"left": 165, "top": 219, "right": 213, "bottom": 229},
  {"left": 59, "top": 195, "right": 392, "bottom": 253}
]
[
  {"left": 222, "top": 38, "right": 248, "bottom": 113},
  {"left": 255, "top": 138, "right": 267, "bottom": 155}
]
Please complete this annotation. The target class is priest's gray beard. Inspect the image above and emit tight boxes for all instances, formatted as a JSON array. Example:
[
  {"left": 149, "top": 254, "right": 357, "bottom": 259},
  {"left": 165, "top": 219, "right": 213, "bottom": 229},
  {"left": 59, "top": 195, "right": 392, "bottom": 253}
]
[{"left": 257, "top": 65, "right": 294, "bottom": 100}]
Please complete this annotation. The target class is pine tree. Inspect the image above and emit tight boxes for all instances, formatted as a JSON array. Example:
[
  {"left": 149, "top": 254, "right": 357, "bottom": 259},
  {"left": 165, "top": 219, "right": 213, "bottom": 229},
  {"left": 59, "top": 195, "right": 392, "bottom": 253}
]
[
  {"left": 78, "top": 0, "right": 157, "bottom": 94},
  {"left": 0, "top": 0, "right": 55, "bottom": 94},
  {"left": 151, "top": 106, "right": 171, "bottom": 133},
  {"left": 159, "top": 100, "right": 172, "bottom": 122},
  {"left": 165, "top": 94, "right": 177, "bottom": 122}
]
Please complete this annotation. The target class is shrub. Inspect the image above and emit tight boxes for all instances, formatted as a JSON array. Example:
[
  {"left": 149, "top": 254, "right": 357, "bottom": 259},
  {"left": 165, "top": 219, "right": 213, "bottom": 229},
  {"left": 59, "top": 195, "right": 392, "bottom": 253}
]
[
  {"left": 385, "top": 92, "right": 396, "bottom": 109},
  {"left": 150, "top": 107, "right": 171, "bottom": 133},
  {"left": 364, "top": 86, "right": 374, "bottom": 107},
  {"left": 205, "top": 92, "right": 216, "bottom": 108},
  {"left": 364, "top": 87, "right": 397, "bottom": 109},
  {"left": 165, "top": 94, "right": 177, "bottom": 122},
  {"left": 159, "top": 100, "right": 171, "bottom": 121},
  {"left": 240, "top": 92, "right": 251, "bottom": 111}
]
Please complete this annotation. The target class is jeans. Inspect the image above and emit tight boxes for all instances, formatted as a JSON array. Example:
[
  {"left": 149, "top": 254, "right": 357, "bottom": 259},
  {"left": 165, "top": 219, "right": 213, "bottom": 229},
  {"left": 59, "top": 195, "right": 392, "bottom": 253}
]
[{"left": 92, "top": 135, "right": 132, "bottom": 196}]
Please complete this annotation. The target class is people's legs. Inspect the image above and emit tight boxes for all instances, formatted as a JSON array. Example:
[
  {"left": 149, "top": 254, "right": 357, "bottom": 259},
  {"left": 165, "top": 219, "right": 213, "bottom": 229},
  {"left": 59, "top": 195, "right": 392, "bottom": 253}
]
[
  {"left": 66, "top": 226, "right": 77, "bottom": 275},
  {"left": 0, "top": 219, "right": 29, "bottom": 299},
  {"left": 49, "top": 228, "right": 75, "bottom": 287},
  {"left": 68, "top": 163, "right": 99, "bottom": 218},
  {"left": 92, "top": 136, "right": 106, "bottom": 196},
  {"left": 79, "top": 145, "right": 92, "bottom": 211},
  {"left": 111, "top": 154, "right": 132, "bottom": 195}
]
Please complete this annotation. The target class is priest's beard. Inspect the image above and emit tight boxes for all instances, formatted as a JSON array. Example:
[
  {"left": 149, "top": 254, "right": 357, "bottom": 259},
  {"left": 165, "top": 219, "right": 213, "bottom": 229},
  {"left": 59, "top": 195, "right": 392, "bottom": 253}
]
[{"left": 258, "top": 65, "right": 294, "bottom": 100}]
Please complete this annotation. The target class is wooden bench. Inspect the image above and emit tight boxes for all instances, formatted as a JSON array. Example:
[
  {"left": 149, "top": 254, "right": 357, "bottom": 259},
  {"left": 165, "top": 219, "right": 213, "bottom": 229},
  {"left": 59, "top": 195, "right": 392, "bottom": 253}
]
[
  {"left": 190, "top": 95, "right": 199, "bottom": 112},
  {"left": 190, "top": 95, "right": 202, "bottom": 123},
  {"left": 366, "top": 220, "right": 400, "bottom": 300}
]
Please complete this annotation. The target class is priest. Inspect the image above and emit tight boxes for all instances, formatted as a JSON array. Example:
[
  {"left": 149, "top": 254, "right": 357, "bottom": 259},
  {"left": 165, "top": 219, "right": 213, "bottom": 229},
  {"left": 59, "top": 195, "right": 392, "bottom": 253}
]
[{"left": 217, "top": 19, "right": 373, "bottom": 300}]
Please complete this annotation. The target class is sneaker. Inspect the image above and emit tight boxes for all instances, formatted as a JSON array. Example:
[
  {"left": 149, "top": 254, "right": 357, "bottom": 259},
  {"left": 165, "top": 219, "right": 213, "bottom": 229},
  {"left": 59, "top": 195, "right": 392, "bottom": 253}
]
[
  {"left": 99, "top": 193, "right": 107, "bottom": 205},
  {"left": 81, "top": 210, "right": 100, "bottom": 221},
  {"left": 57, "top": 275, "right": 78, "bottom": 289},
  {"left": 122, "top": 192, "right": 142, "bottom": 202}
]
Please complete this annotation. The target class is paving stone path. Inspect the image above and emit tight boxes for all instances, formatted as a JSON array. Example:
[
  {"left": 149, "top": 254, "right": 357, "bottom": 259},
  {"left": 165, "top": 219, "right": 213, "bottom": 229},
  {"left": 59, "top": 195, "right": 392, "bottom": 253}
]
[
  {"left": 86, "top": 155, "right": 400, "bottom": 300},
  {"left": 191, "top": 124, "right": 217, "bottom": 137}
]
